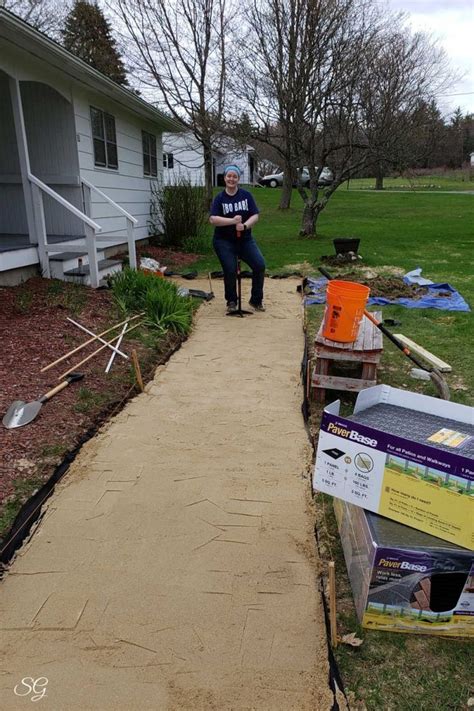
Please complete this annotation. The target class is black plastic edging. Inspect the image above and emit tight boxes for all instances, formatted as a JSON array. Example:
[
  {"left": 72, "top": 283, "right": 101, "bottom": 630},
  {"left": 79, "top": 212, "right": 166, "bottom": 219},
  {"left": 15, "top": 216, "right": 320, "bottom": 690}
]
[
  {"left": 301, "top": 338, "right": 349, "bottom": 711},
  {"left": 0, "top": 424, "right": 97, "bottom": 571},
  {"left": 0, "top": 338, "right": 185, "bottom": 573}
]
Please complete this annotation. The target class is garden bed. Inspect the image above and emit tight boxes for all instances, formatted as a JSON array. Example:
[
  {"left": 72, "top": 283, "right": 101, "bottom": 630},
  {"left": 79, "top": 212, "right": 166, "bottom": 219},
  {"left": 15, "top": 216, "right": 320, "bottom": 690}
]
[{"left": 0, "top": 258, "right": 197, "bottom": 543}]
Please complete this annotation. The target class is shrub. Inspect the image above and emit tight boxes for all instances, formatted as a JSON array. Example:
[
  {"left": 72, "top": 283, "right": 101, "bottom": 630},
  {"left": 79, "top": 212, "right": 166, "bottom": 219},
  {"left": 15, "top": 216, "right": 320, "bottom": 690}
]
[
  {"left": 143, "top": 283, "right": 193, "bottom": 336},
  {"left": 108, "top": 268, "right": 151, "bottom": 314},
  {"left": 148, "top": 178, "right": 208, "bottom": 250},
  {"left": 109, "top": 268, "right": 193, "bottom": 337}
]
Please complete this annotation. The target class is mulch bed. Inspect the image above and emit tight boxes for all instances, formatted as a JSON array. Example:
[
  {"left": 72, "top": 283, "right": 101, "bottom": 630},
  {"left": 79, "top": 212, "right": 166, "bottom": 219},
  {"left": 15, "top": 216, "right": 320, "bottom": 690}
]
[{"left": 0, "top": 267, "right": 189, "bottom": 542}]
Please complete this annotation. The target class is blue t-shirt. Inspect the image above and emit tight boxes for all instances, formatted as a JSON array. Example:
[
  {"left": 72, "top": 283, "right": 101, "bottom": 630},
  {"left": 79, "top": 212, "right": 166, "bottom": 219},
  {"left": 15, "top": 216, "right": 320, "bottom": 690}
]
[{"left": 210, "top": 188, "right": 259, "bottom": 239}]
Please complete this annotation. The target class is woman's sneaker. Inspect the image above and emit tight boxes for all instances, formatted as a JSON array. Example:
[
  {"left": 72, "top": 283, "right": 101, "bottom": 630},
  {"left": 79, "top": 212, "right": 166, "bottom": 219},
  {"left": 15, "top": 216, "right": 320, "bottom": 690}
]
[
  {"left": 249, "top": 301, "right": 266, "bottom": 312},
  {"left": 226, "top": 301, "right": 238, "bottom": 313}
]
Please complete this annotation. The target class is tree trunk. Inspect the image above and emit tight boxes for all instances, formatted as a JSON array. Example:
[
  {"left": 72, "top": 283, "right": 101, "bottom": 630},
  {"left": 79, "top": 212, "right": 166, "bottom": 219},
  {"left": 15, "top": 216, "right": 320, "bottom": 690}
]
[
  {"left": 203, "top": 143, "right": 214, "bottom": 208},
  {"left": 300, "top": 200, "right": 317, "bottom": 236},
  {"left": 279, "top": 170, "right": 293, "bottom": 209},
  {"left": 375, "top": 162, "right": 384, "bottom": 190}
]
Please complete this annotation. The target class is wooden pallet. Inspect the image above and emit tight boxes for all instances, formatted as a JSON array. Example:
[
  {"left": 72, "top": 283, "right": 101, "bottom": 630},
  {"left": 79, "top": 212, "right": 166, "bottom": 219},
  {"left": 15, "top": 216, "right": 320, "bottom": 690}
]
[{"left": 310, "top": 311, "right": 384, "bottom": 403}]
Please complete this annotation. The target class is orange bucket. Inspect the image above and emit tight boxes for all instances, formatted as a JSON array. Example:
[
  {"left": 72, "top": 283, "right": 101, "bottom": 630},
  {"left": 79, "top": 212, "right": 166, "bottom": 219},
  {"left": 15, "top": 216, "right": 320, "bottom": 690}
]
[{"left": 322, "top": 280, "right": 370, "bottom": 343}]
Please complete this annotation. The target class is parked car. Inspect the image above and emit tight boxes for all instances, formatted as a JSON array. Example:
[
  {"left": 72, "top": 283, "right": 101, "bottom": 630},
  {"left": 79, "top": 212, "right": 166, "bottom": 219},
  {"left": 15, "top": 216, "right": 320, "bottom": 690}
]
[{"left": 259, "top": 166, "right": 333, "bottom": 188}]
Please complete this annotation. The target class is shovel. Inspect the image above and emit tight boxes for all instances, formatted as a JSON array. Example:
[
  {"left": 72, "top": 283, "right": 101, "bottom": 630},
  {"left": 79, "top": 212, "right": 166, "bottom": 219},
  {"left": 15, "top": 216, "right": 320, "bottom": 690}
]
[
  {"left": 3, "top": 372, "right": 84, "bottom": 429},
  {"left": 318, "top": 267, "right": 450, "bottom": 400}
]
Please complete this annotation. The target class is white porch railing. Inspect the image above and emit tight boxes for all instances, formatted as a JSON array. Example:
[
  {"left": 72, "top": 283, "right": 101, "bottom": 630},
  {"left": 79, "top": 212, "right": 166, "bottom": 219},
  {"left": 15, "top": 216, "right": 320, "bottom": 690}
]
[
  {"left": 81, "top": 177, "right": 138, "bottom": 272},
  {"left": 29, "top": 173, "right": 102, "bottom": 287},
  {"left": 27, "top": 174, "right": 139, "bottom": 288}
]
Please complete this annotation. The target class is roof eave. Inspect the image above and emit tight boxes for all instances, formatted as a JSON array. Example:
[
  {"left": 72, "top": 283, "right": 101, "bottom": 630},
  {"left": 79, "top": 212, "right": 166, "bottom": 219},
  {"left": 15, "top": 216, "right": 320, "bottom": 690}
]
[{"left": 0, "top": 8, "right": 185, "bottom": 133}]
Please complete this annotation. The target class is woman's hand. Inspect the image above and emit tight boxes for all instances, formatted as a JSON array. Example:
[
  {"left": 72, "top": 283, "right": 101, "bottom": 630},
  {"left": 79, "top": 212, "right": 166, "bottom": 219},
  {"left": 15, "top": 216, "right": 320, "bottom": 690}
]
[
  {"left": 233, "top": 215, "right": 242, "bottom": 225},
  {"left": 236, "top": 222, "right": 246, "bottom": 232}
]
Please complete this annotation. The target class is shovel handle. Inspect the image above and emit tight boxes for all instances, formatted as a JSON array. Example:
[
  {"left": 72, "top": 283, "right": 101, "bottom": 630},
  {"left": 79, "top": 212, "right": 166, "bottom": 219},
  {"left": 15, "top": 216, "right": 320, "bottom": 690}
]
[{"left": 41, "top": 380, "right": 70, "bottom": 402}]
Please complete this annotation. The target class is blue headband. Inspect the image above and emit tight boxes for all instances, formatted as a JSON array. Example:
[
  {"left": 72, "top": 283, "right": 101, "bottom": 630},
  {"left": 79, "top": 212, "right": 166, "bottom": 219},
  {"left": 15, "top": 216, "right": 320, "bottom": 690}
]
[{"left": 223, "top": 165, "right": 241, "bottom": 177}]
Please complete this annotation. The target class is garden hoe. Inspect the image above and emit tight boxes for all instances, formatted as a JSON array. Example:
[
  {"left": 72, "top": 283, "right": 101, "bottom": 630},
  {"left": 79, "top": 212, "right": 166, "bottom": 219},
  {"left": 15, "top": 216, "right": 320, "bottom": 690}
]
[
  {"left": 3, "top": 372, "right": 84, "bottom": 429},
  {"left": 227, "top": 228, "right": 253, "bottom": 317},
  {"left": 318, "top": 267, "right": 450, "bottom": 400}
]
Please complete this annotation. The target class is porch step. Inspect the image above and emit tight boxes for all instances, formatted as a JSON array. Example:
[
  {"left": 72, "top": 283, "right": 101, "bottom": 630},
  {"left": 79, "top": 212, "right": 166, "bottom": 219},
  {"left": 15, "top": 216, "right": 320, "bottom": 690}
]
[
  {"left": 63, "top": 258, "right": 123, "bottom": 286},
  {"left": 49, "top": 250, "right": 106, "bottom": 278}
]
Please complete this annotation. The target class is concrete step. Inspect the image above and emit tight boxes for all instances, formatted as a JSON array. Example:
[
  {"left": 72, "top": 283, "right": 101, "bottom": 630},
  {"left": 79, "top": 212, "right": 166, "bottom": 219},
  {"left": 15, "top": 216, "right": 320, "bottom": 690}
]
[
  {"left": 63, "top": 258, "right": 123, "bottom": 286},
  {"left": 49, "top": 250, "right": 106, "bottom": 278}
]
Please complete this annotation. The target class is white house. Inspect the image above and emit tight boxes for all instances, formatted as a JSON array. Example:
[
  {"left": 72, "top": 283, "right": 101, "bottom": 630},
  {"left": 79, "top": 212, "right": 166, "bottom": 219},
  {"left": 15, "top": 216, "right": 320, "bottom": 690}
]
[
  {"left": 162, "top": 132, "right": 256, "bottom": 187},
  {"left": 0, "top": 8, "right": 183, "bottom": 287}
]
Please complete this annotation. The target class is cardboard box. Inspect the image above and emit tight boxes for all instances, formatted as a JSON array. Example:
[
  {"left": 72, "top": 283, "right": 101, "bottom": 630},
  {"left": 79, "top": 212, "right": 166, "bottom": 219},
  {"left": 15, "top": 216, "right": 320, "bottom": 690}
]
[
  {"left": 334, "top": 498, "right": 474, "bottom": 636},
  {"left": 313, "top": 385, "right": 474, "bottom": 549}
]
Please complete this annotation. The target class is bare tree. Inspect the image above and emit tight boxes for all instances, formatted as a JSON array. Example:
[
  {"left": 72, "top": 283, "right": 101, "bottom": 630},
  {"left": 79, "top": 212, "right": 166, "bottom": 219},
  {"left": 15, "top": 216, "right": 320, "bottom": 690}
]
[
  {"left": 239, "top": 0, "right": 451, "bottom": 236},
  {"left": 112, "top": 0, "right": 236, "bottom": 205},
  {"left": 2, "top": 0, "right": 71, "bottom": 38},
  {"left": 357, "top": 28, "right": 450, "bottom": 189},
  {"left": 235, "top": 0, "right": 310, "bottom": 209}
]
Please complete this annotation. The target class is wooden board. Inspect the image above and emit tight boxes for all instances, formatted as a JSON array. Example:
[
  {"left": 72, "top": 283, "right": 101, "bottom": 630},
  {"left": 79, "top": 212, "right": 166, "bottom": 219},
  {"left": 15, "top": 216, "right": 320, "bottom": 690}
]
[
  {"left": 393, "top": 334, "right": 452, "bottom": 372},
  {"left": 313, "top": 345, "right": 382, "bottom": 363},
  {"left": 315, "top": 311, "right": 383, "bottom": 352},
  {"left": 311, "top": 373, "right": 377, "bottom": 392}
]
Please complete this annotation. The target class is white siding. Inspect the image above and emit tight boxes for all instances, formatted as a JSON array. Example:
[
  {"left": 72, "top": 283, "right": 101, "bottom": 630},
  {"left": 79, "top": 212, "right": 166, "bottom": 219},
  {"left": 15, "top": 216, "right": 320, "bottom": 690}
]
[
  {"left": 162, "top": 132, "right": 205, "bottom": 186},
  {"left": 0, "top": 40, "right": 174, "bottom": 248},
  {"left": 75, "top": 91, "right": 164, "bottom": 241},
  {"left": 163, "top": 132, "right": 255, "bottom": 186},
  {"left": 215, "top": 148, "right": 254, "bottom": 185}
]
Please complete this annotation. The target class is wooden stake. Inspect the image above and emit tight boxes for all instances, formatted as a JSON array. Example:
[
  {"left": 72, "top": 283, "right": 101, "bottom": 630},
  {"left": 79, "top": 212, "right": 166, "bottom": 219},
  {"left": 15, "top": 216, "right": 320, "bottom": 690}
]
[
  {"left": 329, "top": 562, "right": 338, "bottom": 648},
  {"left": 131, "top": 349, "right": 144, "bottom": 392},
  {"left": 208, "top": 272, "right": 213, "bottom": 294},
  {"left": 41, "top": 312, "right": 144, "bottom": 372},
  {"left": 58, "top": 322, "right": 142, "bottom": 380}
]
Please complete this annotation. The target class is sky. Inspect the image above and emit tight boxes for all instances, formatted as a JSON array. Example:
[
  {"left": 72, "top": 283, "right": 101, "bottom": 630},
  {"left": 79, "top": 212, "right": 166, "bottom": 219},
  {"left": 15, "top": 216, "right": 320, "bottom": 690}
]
[{"left": 385, "top": 0, "right": 474, "bottom": 117}]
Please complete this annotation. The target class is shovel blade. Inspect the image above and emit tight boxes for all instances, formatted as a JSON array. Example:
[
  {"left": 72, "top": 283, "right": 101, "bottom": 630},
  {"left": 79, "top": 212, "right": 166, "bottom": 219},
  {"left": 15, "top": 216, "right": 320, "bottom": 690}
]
[{"left": 2, "top": 400, "right": 42, "bottom": 429}]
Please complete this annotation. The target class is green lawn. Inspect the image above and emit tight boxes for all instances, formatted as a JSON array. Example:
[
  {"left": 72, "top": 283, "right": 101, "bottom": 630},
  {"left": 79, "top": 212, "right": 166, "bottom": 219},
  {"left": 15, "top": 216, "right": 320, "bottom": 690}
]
[
  {"left": 195, "top": 184, "right": 474, "bottom": 709},
  {"left": 343, "top": 172, "right": 474, "bottom": 191},
  {"left": 197, "top": 187, "right": 474, "bottom": 403}
]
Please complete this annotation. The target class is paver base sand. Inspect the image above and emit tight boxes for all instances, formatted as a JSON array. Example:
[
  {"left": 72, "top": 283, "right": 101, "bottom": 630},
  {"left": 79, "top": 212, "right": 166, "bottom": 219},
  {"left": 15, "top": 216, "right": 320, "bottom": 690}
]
[{"left": 0, "top": 279, "right": 333, "bottom": 710}]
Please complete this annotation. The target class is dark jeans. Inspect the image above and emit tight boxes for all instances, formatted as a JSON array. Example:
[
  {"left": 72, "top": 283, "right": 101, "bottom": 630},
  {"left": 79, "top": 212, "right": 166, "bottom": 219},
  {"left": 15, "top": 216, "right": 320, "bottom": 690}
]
[{"left": 213, "top": 236, "right": 266, "bottom": 305}]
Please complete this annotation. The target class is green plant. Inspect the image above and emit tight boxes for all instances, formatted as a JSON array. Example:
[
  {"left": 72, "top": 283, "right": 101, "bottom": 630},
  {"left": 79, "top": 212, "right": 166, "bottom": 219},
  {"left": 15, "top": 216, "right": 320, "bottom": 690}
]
[
  {"left": 108, "top": 267, "right": 194, "bottom": 336},
  {"left": 108, "top": 267, "right": 152, "bottom": 313},
  {"left": 73, "top": 387, "right": 107, "bottom": 414},
  {"left": 40, "top": 443, "right": 68, "bottom": 459},
  {"left": 143, "top": 281, "right": 193, "bottom": 336},
  {"left": 182, "top": 234, "right": 212, "bottom": 254},
  {"left": 0, "top": 475, "right": 44, "bottom": 541},
  {"left": 44, "top": 280, "right": 87, "bottom": 314},
  {"left": 14, "top": 289, "right": 33, "bottom": 313},
  {"left": 47, "top": 280, "right": 65, "bottom": 297},
  {"left": 148, "top": 178, "right": 207, "bottom": 249}
]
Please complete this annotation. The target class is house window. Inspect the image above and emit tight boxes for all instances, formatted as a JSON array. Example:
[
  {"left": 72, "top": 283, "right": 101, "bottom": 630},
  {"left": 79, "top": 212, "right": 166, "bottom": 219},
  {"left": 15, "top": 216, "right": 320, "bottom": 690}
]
[
  {"left": 142, "top": 131, "right": 157, "bottom": 177},
  {"left": 163, "top": 152, "right": 174, "bottom": 169},
  {"left": 90, "top": 107, "right": 118, "bottom": 169}
]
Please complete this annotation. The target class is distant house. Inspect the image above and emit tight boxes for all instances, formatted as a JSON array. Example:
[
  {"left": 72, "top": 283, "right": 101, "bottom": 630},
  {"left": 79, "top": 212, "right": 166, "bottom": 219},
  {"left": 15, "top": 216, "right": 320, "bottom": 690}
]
[
  {"left": 162, "top": 132, "right": 256, "bottom": 187},
  {"left": 0, "top": 8, "right": 183, "bottom": 287}
]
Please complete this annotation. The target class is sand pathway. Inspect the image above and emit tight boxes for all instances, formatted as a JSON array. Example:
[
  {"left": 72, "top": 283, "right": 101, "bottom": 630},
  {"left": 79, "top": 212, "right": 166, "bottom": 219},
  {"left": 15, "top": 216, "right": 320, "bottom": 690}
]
[{"left": 0, "top": 279, "right": 333, "bottom": 710}]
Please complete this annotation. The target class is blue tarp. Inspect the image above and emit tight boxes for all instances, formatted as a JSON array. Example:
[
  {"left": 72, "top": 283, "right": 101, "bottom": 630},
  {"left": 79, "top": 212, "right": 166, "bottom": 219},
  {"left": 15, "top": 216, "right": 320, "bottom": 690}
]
[{"left": 304, "top": 276, "right": 471, "bottom": 312}]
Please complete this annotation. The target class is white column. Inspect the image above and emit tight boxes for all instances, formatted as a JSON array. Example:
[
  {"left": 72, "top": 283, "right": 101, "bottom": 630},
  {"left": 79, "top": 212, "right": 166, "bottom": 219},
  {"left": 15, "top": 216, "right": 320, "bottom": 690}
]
[
  {"left": 30, "top": 183, "right": 50, "bottom": 277},
  {"left": 127, "top": 218, "right": 137, "bottom": 270},
  {"left": 9, "top": 77, "right": 36, "bottom": 244},
  {"left": 82, "top": 182, "right": 92, "bottom": 217},
  {"left": 85, "top": 223, "right": 99, "bottom": 288}
]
